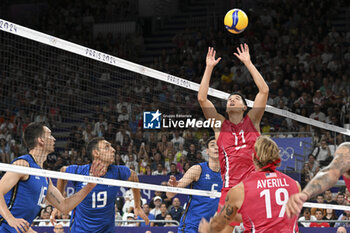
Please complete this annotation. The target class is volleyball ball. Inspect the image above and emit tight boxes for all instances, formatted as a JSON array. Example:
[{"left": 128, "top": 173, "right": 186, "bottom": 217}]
[{"left": 224, "top": 9, "right": 248, "bottom": 34}]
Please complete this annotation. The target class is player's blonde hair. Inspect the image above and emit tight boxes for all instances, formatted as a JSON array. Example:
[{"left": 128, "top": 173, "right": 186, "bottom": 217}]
[{"left": 253, "top": 136, "right": 280, "bottom": 169}]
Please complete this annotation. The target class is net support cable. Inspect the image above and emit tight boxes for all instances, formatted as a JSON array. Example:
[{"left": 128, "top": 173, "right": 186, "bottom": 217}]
[{"left": 0, "top": 18, "right": 349, "bottom": 136}]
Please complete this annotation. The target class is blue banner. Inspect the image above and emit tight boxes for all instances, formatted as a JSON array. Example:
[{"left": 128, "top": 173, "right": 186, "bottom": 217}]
[{"left": 272, "top": 137, "right": 312, "bottom": 171}]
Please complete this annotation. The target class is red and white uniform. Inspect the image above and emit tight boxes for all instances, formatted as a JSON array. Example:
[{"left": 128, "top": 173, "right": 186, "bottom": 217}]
[
  {"left": 217, "top": 116, "right": 260, "bottom": 212},
  {"left": 238, "top": 170, "right": 299, "bottom": 233},
  {"left": 217, "top": 116, "right": 260, "bottom": 188},
  {"left": 343, "top": 176, "right": 350, "bottom": 191}
]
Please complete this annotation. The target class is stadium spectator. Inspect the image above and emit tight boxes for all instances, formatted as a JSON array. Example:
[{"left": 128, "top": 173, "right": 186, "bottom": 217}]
[
  {"left": 323, "top": 209, "right": 338, "bottom": 227},
  {"left": 38, "top": 211, "right": 53, "bottom": 226},
  {"left": 298, "top": 208, "right": 317, "bottom": 227},
  {"left": 136, "top": 203, "right": 155, "bottom": 227},
  {"left": 155, "top": 203, "right": 168, "bottom": 226},
  {"left": 324, "top": 190, "right": 337, "bottom": 204},
  {"left": 168, "top": 197, "right": 183, "bottom": 223},
  {"left": 167, "top": 163, "right": 180, "bottom": 176},
  {"left": 337, "top": 226, "right": 348, "bottom": 233},
  {"left": 150, "top": 196, "right": 162, "bottom": 216},
  {"left": 335, "top": 208, "right": 350, "bottom": 228},
  {"left": 335, "top": 193, "right": 346, "bottom": 217},
  {"left": 311, "top": 194, "right": 326, "bottom": 216},
  {"left": 312, "top": 139, "right": 334, "bottom": 167},
  {"left": 310, "top": 209, "right": 330, "bottom": 227},
  {"left": 164, "top": 214, "right": 177, "bottom": 226}
]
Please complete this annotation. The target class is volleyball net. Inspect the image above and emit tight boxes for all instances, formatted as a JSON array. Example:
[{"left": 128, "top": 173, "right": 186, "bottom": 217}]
[{"left": 0, "top": 18, "right": 350, "bottom": 213}]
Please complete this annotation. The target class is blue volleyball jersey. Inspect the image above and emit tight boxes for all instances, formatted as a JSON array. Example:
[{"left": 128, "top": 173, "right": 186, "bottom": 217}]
[
  {"left": 66, "top": 164, "right": 131, "bottom": 233},
  {"left": 178, "top": 162, "right": 222, "bottom": 233},
  {"left": 0, "top": 154, "right": 48, "bottom": 233}
]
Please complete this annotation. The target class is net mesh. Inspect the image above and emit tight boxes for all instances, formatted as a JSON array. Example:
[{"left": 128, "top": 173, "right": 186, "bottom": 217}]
[{"left": 0, "top": 28, "right": 220, "bottom": 182}]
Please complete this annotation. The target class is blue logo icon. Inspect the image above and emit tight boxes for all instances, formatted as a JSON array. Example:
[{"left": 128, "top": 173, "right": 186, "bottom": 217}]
[{"left": 143, "top": 110, "right": 162, "bottom": 129}]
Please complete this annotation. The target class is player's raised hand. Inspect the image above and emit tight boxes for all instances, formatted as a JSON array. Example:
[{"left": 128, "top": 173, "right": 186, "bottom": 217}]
[
  {"left": 167, "top": 175, "right": 179, "bottom": 187},
  {"left": 234, "top": 43, "right": 251, "bottom": 65},
  {"left": 206, "top": 47, "right": 221, "bottom": 68},
  {"left": 198, "top": 218, "right": 210, "bottom": 233},
  {"left": 134, "top": 206, "right": 150, "bottom": 225},
  {"left": 7, "top": 216, "right": 29, "bottom": 233},
  {"left": 286, "top": 192, "right": 308, "bottom": 218}
]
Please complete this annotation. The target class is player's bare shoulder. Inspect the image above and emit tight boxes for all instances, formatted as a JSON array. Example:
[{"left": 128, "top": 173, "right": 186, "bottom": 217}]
[
  {"left": 12, "top": 159, "right": 30, "bottom": 167},
  {"left": 11, "top": 159, "right": 30, "bottom": 180}
]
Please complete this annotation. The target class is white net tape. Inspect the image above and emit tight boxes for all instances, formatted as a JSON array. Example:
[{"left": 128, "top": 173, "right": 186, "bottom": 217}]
[
  {"left": 0, "top": 163, "right": 349, "bottom": 211},
  {"left": 0, "top": 163, "right": 220, "bottom": 198}
]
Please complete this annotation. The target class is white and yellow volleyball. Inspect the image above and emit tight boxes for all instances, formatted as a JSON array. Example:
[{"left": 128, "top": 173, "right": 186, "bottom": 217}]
[{"left": 224, "top": 9, "right": 248, "bottom": 34}]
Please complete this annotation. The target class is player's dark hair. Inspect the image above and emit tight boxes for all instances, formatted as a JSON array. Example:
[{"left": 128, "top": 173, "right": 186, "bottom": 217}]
[
  {"left": 228, "top": 92, "right": 247, "bottom": 106},
  {"left": 23, "top": 122, "right": 45, "bottom": 150},
  {"left": 206, "top": 136, "right": 216, "bottom": 148},
  {"left": 86, "top": 137, "right": 105, "bottom": 161},
  {"left": 315, "top": 209, "right": 323, "bottom": 214}
]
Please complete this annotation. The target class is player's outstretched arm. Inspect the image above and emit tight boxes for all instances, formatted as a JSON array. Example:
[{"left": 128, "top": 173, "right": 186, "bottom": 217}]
[
  {"left": 166, "top": 165, "right": 201, "bottom": 199},
  {"left": 46, "top": 160, "right": 107, "bottom": 214},
  {"left": 128, "top": 170, "right": 150, "bottom": 225},
  {"left": 286, "top": 142, "right": 350, "bottom": 217},
  {"left": 50, "top": 166, "right": 69, "bottom": 224},
  {"left": 0, "top": 160, "right": 31, "bottom": 233},
  {"left": 198, "top": 47, "right": 225, "bottom": 124},
  {"left": 199, "top": 183, "right": 243, "bottom": 233},
  {"left": 234, "top": 43, "right": 269, "bottom": 126}
]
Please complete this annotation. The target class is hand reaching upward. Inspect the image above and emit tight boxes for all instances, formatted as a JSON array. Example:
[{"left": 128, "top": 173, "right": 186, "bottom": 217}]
[
  {"left": 206, "top": 47, "right": 221, "bottom": 68},
  {"left": 234, "top": 43, "right": 251, "bottom": 65}
]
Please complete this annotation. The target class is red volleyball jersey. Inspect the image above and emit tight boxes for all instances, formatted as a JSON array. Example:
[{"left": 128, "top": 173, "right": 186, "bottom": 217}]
[
  {"left": 343, "top": 175, "right": 350, "bottom": 192},
  {"left": 217, "top": 115, "right": 260, "bottom": 188},
  {"left": 238, "top": 171, "right": 299, "bottom": 233}
]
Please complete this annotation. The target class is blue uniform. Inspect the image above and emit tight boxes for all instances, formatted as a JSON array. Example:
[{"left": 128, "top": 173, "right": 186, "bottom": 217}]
[
  {"left": 137, "top": 213, "right": 155, "bottom": 226},
  {"left": 178, "top": 162, "right": 222, "bottom": 233},
  {"left": 66, "top": 164, "right": 131, "bottom": 233},
  {"left": 0, "top": 154, "right": 48, "bottom": 233}
]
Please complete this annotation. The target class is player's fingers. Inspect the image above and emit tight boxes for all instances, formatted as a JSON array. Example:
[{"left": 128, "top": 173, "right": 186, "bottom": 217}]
[
  {"left": 14, "top": 226, "right": 21, "bottom": 233},
  {"left": 142, "top": 213, "right": 150, "bottom": 225},
  {"left": 286, "top": 204, "right": 292, "bottom": 218},
  {"left": 233, "top": 53, "right": 239, "bottom": 58},
  {"left": 236, "top": 47, "right": 241, "bottom": 54},
  {"left": 22, "top": 220, "right": 29, "bottom": 232},
  {"left": 50, "top": 215, "right": 56, "bottom": 224},
  {"left": 287, "top": 199, "right": 299, "bottom": 216},
  {"left": 240, "top": 44, "right": 244, "bottom": 52},
  {"left": 245, "top": 43, "right": 249, "bottom": 52},
  {"left": 17, "top": 223, "right": 26, "bottom": 233},
  {"left": 293, "top": 196, "right": 304, "bottom": 207},
  {"left": 216, "top": 57, "right": 222, "bottom": 63}
]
